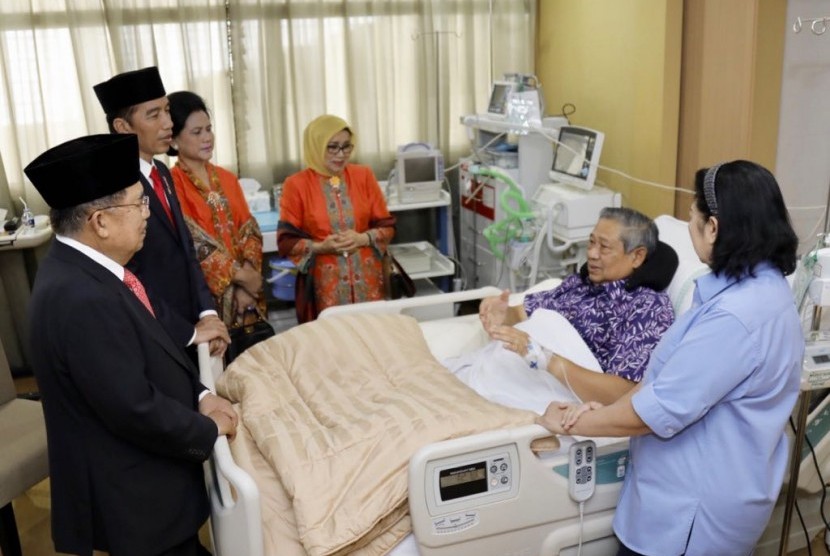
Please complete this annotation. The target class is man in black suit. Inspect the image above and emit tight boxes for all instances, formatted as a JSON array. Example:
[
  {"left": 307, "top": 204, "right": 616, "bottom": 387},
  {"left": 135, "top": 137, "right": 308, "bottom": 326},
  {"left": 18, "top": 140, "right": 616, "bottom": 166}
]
[
  {"left": 25, "top": 134, "right": 237, "bottom": 556},
  {"left": 93, "top": 67, "right": 228, "bottom": 354}
]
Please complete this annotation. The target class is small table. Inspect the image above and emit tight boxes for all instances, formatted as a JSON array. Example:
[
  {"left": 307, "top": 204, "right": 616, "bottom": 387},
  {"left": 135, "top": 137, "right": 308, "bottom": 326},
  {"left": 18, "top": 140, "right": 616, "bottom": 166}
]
[{"left": 0, "top": 224, "right": 52, "bottom": 252}]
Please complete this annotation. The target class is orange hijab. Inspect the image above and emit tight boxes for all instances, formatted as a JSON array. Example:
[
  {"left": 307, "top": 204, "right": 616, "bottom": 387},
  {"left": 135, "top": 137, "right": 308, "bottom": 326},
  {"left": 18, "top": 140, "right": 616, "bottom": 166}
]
[{"left": 302, "top": 114, "right": 355, "bottom": 177}]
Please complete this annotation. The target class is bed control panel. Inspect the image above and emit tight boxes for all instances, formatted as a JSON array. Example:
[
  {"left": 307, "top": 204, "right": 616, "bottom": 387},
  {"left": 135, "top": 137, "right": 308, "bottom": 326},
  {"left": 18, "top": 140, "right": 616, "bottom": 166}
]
[
  {"left": 430, "top": 510, "right": 481, "bottom": 535},
  {"left": 434, "top": 452, "right": 513, "bottom": 505},
  {"left": 420, "top": 441, "right": 521, "bottom": 521},
  {"left": 410, "top": 426, "right": 628, "bottom": 556}
]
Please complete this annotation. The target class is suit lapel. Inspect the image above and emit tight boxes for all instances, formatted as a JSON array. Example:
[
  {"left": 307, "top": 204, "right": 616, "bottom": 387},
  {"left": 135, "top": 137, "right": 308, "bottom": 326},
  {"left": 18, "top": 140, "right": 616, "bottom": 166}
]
[{"left": 51, "top": 242, "right": 196, "bottom": 376}]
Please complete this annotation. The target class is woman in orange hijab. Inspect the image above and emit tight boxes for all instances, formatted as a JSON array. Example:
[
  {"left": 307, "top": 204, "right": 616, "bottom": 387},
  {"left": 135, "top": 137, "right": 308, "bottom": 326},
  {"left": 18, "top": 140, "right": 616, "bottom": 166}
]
[{"left": 278, "top": 115, "right": 395, "bottom": 322}]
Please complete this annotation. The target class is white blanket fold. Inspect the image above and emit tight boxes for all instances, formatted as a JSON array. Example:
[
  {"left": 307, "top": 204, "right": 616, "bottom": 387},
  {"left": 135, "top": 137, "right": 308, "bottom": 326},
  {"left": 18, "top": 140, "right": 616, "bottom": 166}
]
[{"left": 445, "top": 309, "right": 602, "bottom": 414}]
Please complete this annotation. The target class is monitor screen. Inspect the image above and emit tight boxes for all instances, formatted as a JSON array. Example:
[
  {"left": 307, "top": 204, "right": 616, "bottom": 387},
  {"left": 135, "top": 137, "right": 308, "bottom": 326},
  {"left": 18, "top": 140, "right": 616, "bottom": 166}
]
[
  {"left": 549, "top": 126, "right": 605, "bottom": 191},
  {"left": 403, "top": 156, "right": 437, "bottom": 183},
  {"left": 487, "top": 83, "right": 513, "bottom": 116}
]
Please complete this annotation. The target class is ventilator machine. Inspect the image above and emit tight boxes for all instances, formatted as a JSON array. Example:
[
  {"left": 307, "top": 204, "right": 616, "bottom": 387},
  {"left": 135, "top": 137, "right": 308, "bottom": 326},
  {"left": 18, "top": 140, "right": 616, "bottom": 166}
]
[{"left": 460, "top": 115, "right": 620, "bottom": 292}]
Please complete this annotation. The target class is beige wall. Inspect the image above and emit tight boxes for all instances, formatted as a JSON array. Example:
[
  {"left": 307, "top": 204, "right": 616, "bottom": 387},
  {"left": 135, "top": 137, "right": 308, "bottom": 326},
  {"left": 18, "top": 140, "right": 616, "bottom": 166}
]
[
  {"left": 675, "top": 0, "right": 785, "bottom": 216},
  {"left": 536, "top": 0, "right": 683, "bottom": 218},
  {"left": 536, "top": 0, "right": 785, "bottom": 219}
]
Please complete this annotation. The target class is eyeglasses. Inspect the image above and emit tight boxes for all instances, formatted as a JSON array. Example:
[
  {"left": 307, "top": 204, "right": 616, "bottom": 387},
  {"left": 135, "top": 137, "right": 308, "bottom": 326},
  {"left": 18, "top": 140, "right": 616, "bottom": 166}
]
[
  {"left": 326, "top": 142, "right": 354, "bottom": 155},
  {"left": 87, "top": 195, "right": 150, "bottom": 220}
]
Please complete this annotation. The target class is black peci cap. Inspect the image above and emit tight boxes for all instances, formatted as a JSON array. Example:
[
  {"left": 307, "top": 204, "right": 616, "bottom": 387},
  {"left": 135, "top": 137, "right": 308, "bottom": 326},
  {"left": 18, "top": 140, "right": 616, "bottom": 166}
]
[
  {"left": 24, "top": 134, "right": 140, "bottom": 209},
  {"left": 93, "top": 66, "right": 166, "bottom": 116}
]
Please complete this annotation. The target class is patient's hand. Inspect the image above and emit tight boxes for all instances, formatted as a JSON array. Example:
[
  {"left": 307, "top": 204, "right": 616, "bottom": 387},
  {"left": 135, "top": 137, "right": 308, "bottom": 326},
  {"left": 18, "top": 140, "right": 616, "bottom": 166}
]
[
  {"left": 479, "top": 290, "right": 510, "bottom": 335},
  {"left": 537, "top": 400, "right": 604, "bottom": 434},
  {"left": 561, "top": 401, "right": 604, "bottom": 429},
  {"left": 490, "top": 325, "right": 530, "bottom": 357},
  {"left": 536, "top": 402, "right": 568, "bottom": 435}
]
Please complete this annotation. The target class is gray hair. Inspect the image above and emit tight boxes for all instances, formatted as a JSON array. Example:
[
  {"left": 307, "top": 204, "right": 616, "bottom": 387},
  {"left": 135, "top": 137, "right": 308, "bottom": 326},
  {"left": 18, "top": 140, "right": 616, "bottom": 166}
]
[
  {"left": 50, "top": 189, "right": 128, "bottom": 237},
  {"left": 599, "top": 207, "right": 658, "bottom": 256}
]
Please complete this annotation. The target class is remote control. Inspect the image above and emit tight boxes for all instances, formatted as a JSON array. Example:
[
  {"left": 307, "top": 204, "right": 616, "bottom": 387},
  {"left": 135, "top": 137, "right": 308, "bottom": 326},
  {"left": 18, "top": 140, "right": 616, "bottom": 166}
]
[{"left": 568, "top": 440, "right": 596, "bottom": 502}]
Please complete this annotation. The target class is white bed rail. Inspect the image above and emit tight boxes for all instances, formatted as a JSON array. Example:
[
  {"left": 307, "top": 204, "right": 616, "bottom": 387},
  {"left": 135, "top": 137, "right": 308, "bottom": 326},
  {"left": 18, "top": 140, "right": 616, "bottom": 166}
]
[
  {"left": 319, "top": 286, "right": 503, "bottom": 321},
  {"left": 197, "top": 343, "right": 264, "bottom": 556},
  {"left": 409, "top": 424, "right": 624, "bottom": 555}
]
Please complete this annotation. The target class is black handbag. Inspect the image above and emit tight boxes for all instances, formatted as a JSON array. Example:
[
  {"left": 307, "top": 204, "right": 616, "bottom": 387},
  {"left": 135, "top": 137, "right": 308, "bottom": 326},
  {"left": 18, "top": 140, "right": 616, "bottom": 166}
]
[
  {"left": 383, "top": 253, "right": 416, "bottom": 300},
  {"left": 225, "top": 310, "right": 276, "bottom": 364}
]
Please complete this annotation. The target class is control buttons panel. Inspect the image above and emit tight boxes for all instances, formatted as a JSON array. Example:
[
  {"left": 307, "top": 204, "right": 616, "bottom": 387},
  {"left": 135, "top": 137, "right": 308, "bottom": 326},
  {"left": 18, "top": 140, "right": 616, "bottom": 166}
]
[{"left": 431, "top": 511, "right": 480, "bottom": 535}]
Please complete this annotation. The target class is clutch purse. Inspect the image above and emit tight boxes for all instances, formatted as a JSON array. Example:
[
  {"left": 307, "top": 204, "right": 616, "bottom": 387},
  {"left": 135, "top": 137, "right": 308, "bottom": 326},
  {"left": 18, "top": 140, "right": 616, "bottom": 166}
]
[
  {"left": 383, "top": 253, "right": 416, "bottom": 300},
  {"left": 225, "top": 308, "right": 276, "bottom": 364}
]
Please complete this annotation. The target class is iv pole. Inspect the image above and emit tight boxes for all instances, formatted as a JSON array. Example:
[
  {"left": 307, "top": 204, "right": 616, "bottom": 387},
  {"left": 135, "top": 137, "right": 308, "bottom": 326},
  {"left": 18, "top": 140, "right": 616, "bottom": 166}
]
[{"left": 778, "top": 15, "right": 830, "bottom": 555}]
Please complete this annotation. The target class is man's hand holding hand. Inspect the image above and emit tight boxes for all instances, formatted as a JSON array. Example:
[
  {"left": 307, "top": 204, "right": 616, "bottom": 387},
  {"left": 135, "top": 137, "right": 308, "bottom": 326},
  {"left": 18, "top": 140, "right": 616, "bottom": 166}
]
[
  {"left": 195, "top": 315, "right": 230, "bottom": 357},
  {"left": 200, "top": 393, "right": 238, "bottom": 440}
]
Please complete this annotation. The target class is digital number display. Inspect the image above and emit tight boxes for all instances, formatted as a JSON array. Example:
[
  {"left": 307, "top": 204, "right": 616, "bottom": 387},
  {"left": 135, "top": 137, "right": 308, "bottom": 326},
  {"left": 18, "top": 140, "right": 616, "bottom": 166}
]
[
  {"left": 439, "top": 462, "right": 488, "bottom": 501},
  {"left": 813, "top": 353, "right": 830, "bottom": 364}
]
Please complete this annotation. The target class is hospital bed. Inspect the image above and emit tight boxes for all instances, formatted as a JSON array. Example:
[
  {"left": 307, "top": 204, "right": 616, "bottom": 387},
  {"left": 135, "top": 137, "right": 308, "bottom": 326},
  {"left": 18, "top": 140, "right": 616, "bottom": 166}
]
[{"left": 198, "top": 214, "right": 829, "bottom": 556}]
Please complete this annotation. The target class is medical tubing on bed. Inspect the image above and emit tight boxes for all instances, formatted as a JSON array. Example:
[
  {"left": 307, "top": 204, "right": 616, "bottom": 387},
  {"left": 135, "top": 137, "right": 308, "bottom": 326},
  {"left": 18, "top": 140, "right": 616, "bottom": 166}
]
[
  {"left": 524, "top": 340, "right": 550, "bottom": 370},
  {"left": 557, "top": 357, "right": 583, "bottom": 404},
  {"left": 470, "top": 165, "right": 535, "bottom": 259}
]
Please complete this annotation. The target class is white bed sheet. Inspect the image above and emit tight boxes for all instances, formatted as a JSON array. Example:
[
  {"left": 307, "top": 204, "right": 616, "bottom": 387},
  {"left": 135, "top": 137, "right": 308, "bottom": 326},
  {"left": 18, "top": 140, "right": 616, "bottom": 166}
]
[
  {"left": 388, "top": 308, "right": 608, "bottom": 556},
  {"left": 444, "top": 309, "right": 601, "bottom": 414}
]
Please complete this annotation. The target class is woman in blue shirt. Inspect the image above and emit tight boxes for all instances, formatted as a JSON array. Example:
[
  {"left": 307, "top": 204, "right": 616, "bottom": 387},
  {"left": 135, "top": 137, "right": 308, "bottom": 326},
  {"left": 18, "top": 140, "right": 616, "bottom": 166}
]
[{"left": 537, "top": 160, "right": 803, "bottom": 556}]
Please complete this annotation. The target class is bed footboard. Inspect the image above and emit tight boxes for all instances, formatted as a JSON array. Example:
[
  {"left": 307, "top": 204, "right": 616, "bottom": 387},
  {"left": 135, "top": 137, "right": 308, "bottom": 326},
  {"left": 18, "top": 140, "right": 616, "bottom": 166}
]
[{"left": 197, "top": 344, "right": 264, "bottom": 556}]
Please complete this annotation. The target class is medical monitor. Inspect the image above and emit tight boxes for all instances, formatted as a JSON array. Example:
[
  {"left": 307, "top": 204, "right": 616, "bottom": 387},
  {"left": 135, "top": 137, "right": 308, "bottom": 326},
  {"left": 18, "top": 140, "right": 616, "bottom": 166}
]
[
  {"left": 395, "top": 143, "right": 445, "bottom": 203},
  {"left": 549, "top": 126, "right": 605, "bottom": 191},
  {"left": 486, "top": 81, "right": 516, "bottom": 118}
]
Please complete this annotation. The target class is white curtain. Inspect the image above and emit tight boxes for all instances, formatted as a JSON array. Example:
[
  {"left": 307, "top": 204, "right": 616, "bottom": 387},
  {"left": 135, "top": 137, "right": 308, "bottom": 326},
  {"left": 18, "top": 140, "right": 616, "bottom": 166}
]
[{"left": 0, "top": 0, "right": 535, "bottom": 213}]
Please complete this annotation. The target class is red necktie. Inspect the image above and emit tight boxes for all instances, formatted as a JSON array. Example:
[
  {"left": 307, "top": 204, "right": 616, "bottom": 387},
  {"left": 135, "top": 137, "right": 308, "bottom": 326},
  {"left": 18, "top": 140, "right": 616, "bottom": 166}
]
[
  {"left": 123, "top": 269, "right": 156, "bottom": 317},
  {"left": 150, "top": 166, "right": 175, "bottom": 225}
]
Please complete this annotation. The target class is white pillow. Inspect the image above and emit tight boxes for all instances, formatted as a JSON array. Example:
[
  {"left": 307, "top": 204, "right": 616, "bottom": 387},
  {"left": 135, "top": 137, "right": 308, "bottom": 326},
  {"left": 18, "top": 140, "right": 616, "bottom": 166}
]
[
  {"left": 655, "top": 215, "right": 710, "bottom": 316},
  {"left": 419, "top": 314, "right": 489, "bottom": 361}
]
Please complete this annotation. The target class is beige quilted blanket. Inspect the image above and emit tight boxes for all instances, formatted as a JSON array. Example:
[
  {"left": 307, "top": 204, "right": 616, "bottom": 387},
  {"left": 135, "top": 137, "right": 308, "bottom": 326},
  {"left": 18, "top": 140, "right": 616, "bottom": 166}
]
[{"left": 216, "top": 313, "right": 535, "bottom": 556}]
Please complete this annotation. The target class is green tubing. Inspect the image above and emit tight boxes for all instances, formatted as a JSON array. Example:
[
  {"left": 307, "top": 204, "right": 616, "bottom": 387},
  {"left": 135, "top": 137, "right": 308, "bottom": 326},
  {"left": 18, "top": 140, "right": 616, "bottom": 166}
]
[{"left": 470, "top": 165, "right": 535, "bottom": 259}]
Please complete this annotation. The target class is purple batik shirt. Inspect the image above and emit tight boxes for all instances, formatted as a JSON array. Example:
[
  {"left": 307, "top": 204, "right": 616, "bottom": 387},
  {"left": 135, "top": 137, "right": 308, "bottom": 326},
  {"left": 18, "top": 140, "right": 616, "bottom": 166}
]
[{"left": 523, "top": 274, "right": 674, "bottom": 381}]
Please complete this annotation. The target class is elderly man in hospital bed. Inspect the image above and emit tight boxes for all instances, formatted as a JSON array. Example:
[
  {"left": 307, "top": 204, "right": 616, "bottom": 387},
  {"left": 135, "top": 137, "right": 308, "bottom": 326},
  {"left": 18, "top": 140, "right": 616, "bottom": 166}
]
[
  {"left": 449, "top": 207, "right": 677, "bottom": 413},
  {"left": 208, "top": 208, "right": 682, "bottom": 556}
]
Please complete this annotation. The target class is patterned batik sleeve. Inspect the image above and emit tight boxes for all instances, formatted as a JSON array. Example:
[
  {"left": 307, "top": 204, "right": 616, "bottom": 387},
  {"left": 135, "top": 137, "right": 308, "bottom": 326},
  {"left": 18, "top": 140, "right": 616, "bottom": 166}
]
[
  {"left": 602, "top": 291, "right": 675, "bottom": 381},
  {"left": 238, "top": 218, "right": 264, "bottom": 272}
]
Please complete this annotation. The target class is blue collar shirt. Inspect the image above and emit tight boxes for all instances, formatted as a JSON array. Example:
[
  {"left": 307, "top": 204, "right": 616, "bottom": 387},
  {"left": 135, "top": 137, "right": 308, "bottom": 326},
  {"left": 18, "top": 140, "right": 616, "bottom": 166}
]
[{"left": 613, "top": 263, "right": 803, "bottom": 555}]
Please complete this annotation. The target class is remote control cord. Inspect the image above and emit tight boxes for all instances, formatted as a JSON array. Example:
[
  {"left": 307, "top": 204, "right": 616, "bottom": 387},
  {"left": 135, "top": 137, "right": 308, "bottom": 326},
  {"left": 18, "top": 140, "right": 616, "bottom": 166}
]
[{"left": 577, "top": 500, "right": 585, "bottom": 556}]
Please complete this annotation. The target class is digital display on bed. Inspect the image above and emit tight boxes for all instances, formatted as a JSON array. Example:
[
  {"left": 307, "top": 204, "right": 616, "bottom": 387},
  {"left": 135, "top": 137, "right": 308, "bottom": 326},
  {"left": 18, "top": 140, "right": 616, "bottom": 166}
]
[
  {"left": 814, "top": 354, "right": 830, "bottom": 365},
  {"left": 439, "top": 462, "right": 488, "bottom": 501}
]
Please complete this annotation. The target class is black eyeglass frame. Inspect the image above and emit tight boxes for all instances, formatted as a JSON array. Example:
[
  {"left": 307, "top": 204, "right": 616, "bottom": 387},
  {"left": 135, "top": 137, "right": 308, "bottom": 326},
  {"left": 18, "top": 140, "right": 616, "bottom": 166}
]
[
  {"left": 87, "top": 195, "right": 150, "bottom": 221},
  {"left": 326, "top": 143, "right": 354, "bottom": 155}
]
